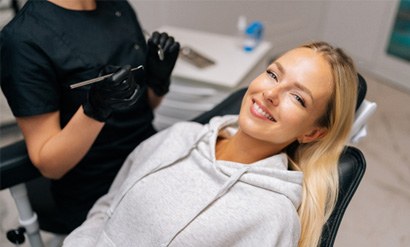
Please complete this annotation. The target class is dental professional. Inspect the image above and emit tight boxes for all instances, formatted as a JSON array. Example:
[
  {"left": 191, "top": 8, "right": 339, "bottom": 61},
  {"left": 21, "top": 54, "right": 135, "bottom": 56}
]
[
  {"left": 0, "top": 0, "right": 179, "bottom": 232},
  {"left": 63, "top": 41, "right": 358, "bottom": 247}
]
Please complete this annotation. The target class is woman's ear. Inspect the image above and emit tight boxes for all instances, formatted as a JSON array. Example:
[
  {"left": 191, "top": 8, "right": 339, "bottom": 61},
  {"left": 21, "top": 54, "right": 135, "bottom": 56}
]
[{"left": 298, "top": 127, "right": 328, "bottom": 144}]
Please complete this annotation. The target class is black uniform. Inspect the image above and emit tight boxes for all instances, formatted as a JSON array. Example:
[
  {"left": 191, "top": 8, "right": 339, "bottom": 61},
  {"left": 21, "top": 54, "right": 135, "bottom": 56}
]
[{"left": 1, "top": 0, "right": 156, "bottom": 231}]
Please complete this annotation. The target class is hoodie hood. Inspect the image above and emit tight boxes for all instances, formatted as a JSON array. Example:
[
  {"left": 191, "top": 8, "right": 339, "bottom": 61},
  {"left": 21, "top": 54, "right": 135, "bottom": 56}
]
[
  {"left": 197, "top": 115, "right": 303, "bottom": 208},
  {"left": 102, "top": 115, "right": 303, "bottom": 247},
  {"left": 163, "top": 115, "right": 304, "bottom": 246}
]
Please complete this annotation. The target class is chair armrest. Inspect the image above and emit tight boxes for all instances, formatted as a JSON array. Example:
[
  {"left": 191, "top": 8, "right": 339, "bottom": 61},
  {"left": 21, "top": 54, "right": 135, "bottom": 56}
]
[
  {"left": 0, "top": 140, "right": 41, "bottom": 190},
  {"left": 350, "top": 99, "right": 377, "bottom": 143}
]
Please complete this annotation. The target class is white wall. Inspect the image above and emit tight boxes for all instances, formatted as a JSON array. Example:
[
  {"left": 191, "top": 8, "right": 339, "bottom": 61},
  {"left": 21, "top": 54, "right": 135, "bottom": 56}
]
[
  {"left": 130, "top": 0, "right": 328, "bottom": 58},
  {"left": 321, "top": 0, "right": 410, "bottom": 92},
  {"left": 131, "top": 0, "right": 410, "bottom": 92}
]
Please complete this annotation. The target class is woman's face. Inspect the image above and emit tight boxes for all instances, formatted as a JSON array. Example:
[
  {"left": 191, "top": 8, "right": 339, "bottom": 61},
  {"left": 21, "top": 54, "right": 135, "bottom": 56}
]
[{"left": 238, "top": 47, "right": 333, "bottom": 148}]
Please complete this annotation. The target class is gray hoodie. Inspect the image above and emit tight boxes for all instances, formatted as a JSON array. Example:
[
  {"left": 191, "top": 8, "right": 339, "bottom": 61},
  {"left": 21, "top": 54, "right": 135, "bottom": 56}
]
[{"left": 63, "top": 115, "right": 303, "bottom": 247}]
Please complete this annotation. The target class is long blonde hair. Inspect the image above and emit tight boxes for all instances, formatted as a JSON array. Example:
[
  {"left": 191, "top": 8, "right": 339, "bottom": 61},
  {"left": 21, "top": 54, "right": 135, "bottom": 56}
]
[{"left": 286, "top": 42, "right": 358, "bottom": 247}]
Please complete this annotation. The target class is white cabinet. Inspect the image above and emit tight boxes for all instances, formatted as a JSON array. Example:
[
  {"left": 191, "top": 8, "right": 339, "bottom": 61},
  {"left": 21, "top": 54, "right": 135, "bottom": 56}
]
[{"left": 154, "top": 26, "right": 272, "bottom": 130}]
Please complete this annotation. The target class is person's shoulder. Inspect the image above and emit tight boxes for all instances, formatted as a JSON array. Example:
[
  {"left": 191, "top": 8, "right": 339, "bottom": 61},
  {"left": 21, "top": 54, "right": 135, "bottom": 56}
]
[
  {"left": 1, "top": 21, "right": 29, "bottom": 52},
  {"left": 153, "top": 121, "right": 206, "bottom": 147},
  {"left": 167, "top": 121, "right": 205, "bottom": 136},
  {"left": 165, "top": 115, "right": 238, "bottom": 140},
  {"left": 172, "top": 120, "right": 204, "bottom": 128},
  {"left": 257, "top": 197, "right": 301, "bottom": 241},
  {"left": 127, "top": 121, "right": 205, "bottom": 162},
  {"left": 1, "top": 1, "right": 45, "bottom": 44}
]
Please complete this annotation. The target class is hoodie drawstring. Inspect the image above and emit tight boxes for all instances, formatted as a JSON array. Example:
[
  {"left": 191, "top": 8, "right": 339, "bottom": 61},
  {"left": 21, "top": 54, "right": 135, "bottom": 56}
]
[
  {"left": 164, "top": 166, "right": 250, "bottom": 247},
  {"left": 108, "top": 129, "right": 211, "bottom": 216}
]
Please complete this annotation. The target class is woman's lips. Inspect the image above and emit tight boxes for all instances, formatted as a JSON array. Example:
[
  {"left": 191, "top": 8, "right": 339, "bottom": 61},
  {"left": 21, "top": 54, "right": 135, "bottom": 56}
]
[{"left": 251, "top": 100, "right": 276, "bottom": 122}]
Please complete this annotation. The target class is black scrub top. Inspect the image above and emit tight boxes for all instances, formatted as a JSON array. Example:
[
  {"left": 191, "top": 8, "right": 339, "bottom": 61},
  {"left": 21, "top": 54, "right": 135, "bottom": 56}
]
[{"left": 1, "top": 0, "right": 156, "bottom": 230}]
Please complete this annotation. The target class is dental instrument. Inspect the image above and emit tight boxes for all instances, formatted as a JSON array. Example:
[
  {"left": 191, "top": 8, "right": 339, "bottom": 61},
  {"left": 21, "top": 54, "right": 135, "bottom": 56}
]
[{"left": 70, "top": 65, "right": 144, "bottom": 89}]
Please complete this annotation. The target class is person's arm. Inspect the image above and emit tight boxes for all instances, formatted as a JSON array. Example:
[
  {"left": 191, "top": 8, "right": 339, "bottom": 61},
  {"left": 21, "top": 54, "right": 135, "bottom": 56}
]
[
  {"left": 63, "top": 153, "right": 134, "bottom": 247},
  {"left": 147, "top": 87, "right": 163, "bottom": 109},
  {"left": 61, "top": 150, "right": 132, "bottom": 247},
  {"left": 63, "top": 124, "right": 177, "bottom": 246},
  {"left": 16, "top": 108, "right": 104, "bottom": 179},
  {"left": 1, "top": 31, "right": 143, "bottom": 178},
  {"left": 19, "top": 66, "right": 143, "bottom": 179},
  {"left": 62, "top": 149, "right": 133, "bottom": 247}
]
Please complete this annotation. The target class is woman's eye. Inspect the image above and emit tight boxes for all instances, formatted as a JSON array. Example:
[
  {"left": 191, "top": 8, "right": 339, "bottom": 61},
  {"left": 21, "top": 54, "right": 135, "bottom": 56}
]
[
  {"left": 266, "top": 70, "right": 278, "bottom": 82},
  {"left": 293, "top": 94, "right": 306, "bottom": 107}
]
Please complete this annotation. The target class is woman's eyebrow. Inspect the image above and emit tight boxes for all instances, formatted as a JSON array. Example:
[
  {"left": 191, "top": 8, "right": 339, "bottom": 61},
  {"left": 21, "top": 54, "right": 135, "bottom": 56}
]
[
  {"left": 274, "top": 61, "right": 314, "bottom": 103},
  {"left": 294, "top": 82, "right": 314, "bottom": 103},
  {"left": 274, "top": 61, "right": 285, "bottom": 75}
]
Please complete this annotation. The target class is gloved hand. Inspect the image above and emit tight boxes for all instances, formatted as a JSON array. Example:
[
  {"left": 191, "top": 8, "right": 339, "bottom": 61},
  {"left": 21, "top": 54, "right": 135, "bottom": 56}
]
[
  {"left": 146, "top": 31, "right": 180, "bottom": 96},
  {"left": 83, "top": 65, "right": 142, "bottom": 122}
]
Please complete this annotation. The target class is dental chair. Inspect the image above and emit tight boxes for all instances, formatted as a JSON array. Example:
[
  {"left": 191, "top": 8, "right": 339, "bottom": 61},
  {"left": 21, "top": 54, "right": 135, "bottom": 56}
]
[{"left": 0, "top": 74, "right": 375, "bottom": 247}]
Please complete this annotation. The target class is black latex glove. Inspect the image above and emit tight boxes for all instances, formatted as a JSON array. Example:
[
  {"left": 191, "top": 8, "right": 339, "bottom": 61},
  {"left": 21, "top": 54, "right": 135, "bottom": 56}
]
[
  {"left": 146, "top": 31, "right": 180, "bottom": 96},
  {"left": 83, "top": 65, "right": 142, "bottom": 122}
]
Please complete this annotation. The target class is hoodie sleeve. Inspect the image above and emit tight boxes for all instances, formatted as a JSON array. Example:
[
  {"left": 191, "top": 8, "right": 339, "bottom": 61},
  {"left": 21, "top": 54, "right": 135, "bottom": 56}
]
[
  {"left": 62, "top": 125, "right": 178, "bottom": 246},
  {"left": 63, "top": 121, "right": 205, "bottom": 246}
]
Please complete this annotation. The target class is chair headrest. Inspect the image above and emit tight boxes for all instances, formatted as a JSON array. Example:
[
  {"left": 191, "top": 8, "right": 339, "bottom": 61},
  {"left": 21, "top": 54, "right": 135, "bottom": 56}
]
[{"left": 356, "top": 74, "right": 367, "bottom": 111}]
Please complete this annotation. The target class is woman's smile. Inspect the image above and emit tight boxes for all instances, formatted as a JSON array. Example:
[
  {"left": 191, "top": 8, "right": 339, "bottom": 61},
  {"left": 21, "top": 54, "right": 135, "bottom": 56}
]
[{"left": 250, "top": 99, "right": 276, "bottom": 122}]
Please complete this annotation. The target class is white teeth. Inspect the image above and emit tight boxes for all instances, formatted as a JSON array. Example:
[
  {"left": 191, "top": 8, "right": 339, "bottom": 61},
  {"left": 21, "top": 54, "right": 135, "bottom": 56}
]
[{"left": 253, "top": 103, "right": 275, "bottom": 121}]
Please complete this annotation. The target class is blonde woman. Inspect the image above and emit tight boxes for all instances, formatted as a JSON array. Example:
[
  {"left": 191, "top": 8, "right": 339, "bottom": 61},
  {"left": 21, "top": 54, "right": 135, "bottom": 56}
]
[{"left": 63, "top": 41, "right": 357, "bottom": 247}]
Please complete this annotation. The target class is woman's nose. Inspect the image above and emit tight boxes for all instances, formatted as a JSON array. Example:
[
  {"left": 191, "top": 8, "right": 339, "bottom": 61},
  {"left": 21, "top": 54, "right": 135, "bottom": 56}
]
[{"left": 263, "top": 87, "right": 280, "bottom": 106}]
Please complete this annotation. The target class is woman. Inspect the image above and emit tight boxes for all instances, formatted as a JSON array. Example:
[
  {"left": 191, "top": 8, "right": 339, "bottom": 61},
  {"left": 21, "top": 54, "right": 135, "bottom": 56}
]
[
  {"left": 63, "top": 41, "right": 357, "bottom": 247},
  {"left": 0, "top": 0, "right": 179, "bottom": 232}
]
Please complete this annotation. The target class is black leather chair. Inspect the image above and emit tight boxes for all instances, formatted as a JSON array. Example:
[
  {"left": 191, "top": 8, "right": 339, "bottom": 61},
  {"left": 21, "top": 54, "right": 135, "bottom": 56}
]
[{"left": 0, "top": 76, "right": 367, "bottom": 247}]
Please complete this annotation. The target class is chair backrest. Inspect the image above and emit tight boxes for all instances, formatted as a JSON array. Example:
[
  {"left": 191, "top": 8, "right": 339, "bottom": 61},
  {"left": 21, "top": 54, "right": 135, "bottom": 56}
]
[{"left": 320, "top": 146, "right": 365, "bottom": 246}]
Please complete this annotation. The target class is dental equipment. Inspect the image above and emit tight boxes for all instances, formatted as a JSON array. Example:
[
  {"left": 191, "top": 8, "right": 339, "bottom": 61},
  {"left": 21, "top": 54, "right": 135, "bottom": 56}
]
[{"left": 70, "top": 65, "right": 144, "bottom": 89}]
